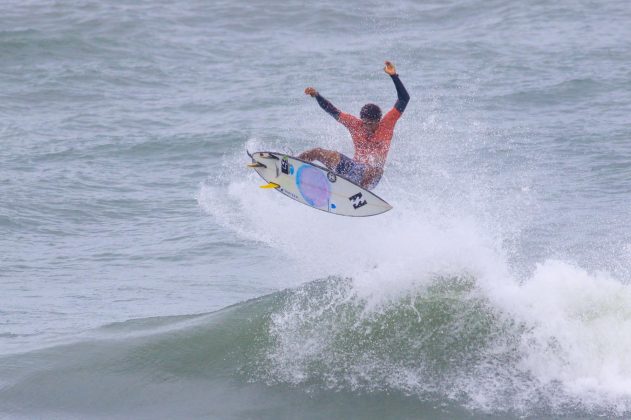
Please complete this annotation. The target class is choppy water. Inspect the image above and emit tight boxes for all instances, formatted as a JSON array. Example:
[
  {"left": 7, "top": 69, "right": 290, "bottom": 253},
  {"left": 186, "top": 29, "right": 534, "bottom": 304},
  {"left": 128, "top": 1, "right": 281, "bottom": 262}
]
[{"left": 1, "top": 0, "right": 631, "bottom": 418}]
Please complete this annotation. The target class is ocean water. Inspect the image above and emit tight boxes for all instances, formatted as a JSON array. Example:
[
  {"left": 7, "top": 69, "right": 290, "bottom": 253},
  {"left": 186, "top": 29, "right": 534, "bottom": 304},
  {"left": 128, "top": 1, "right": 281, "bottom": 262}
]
[{"left": 1, "top": 0, "right": 631, "bottom": 418}]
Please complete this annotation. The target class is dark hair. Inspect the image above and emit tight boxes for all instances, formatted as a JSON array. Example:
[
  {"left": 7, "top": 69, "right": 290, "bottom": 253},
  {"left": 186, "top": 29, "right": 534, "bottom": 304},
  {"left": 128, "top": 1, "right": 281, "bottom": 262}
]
[{"left": 360, "top": 103, "right": 382, "bottom": 121}]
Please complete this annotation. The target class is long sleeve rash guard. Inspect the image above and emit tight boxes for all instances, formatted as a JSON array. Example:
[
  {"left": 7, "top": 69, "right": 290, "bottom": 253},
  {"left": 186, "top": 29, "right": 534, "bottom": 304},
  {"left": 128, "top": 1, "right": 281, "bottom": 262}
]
[
  {"left": 314, "top": 74, "right": 410, "bottom": 167},
  {"left": 314, "top": 74, "right": 409, "bottom": 120}
]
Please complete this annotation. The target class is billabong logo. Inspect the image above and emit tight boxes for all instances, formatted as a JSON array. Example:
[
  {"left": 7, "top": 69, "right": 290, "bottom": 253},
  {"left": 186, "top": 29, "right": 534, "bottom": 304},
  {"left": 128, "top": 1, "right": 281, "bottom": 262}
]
[
  {"left": 327, "top": 172, "right": 336, "bottom": 182},
  {"left": 348, "top": 192, "right": 367, "bottom": 209}
]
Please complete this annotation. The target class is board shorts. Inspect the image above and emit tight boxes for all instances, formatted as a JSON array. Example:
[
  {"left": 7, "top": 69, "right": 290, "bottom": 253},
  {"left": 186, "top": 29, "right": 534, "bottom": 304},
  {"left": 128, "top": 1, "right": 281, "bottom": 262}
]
[{"left": 335, "top": 154, "right": 382, "bottom": 190}]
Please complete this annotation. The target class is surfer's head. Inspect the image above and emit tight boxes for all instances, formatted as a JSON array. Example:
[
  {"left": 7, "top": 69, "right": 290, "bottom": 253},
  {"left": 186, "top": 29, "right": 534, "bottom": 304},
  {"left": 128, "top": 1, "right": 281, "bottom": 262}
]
[
  {"left": 360, "top": 103, "right": 382, "bottom": 123},
  {"left": 360, "top": 103, "right": 381, "bottom": 133}
]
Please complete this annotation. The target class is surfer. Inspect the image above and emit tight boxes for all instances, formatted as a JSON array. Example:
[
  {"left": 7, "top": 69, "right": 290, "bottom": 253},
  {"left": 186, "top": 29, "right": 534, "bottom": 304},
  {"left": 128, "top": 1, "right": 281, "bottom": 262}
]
[{"left": 299, "top": 61, "right": 409, "bottom": 190}]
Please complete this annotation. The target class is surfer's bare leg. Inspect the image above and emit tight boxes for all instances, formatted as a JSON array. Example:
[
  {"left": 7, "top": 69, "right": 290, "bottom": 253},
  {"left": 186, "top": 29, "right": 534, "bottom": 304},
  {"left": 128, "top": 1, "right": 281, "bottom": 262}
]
[{"left": 298, "top": 148, "right": 341, "bottom": 170}]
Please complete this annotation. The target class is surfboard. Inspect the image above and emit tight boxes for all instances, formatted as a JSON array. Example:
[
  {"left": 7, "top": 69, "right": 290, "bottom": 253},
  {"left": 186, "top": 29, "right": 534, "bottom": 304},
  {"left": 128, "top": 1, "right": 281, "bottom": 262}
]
[{"left": 247, "top": 151, "right": 392, "bottom": 217}]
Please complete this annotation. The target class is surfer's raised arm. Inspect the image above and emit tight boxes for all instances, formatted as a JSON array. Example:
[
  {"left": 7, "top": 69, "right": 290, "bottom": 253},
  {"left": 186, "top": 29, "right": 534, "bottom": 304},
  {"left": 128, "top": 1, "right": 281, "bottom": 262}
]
[
  {"left": 384, "top": 61, "right": 410, "bottom": 113},
  {"left": 292, "top": 61, "right": 410, "bottom": 192},
  {"left": 305, "top": 87, "right": 341, "bottom": 120}
]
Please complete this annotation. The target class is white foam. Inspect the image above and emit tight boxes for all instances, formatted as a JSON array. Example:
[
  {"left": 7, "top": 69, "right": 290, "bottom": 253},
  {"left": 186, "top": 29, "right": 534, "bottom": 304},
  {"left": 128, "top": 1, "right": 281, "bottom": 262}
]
[
  {"left": 494, "top": 260, "right": 631, "bottom": 404},
  {"left": 198, "top": 131, "right": 631, "bottom": 412}
]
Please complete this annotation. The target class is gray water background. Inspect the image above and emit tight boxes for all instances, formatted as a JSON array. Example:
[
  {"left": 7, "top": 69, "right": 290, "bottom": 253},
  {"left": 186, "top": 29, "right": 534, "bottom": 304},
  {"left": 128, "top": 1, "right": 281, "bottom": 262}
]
[{"left": 1, "top": 0, "right": 631, "bottom": 418}]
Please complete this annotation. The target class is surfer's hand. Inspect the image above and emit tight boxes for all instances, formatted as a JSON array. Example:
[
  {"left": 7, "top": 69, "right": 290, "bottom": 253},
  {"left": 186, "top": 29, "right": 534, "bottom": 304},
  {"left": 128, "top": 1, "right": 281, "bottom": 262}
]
[
  {"left": 304, "top": 87, "right": 318, "bottom": 97},
  {"left": 384, "top": 61, "right": 397, "bottom": 76}
]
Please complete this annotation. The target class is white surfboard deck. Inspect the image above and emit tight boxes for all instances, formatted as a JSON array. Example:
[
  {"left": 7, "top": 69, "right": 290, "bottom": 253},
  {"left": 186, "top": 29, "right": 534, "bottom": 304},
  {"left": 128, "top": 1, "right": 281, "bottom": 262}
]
[{"left": 247, "top": 151, "right": 392, "bottom": 217}]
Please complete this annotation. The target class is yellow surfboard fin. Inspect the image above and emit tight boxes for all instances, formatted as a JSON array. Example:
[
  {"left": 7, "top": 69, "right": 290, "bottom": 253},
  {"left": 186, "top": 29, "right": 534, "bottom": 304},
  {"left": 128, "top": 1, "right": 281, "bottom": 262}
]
[{"left": 260, "top": 182, "right": 280, "bottom": 189}]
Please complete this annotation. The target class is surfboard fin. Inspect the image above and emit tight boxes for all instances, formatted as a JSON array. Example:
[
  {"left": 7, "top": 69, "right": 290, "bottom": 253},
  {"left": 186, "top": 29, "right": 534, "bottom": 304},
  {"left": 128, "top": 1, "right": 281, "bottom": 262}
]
[
  {"left": 260, "top": 182, "right": 280, "bottom": 189},
  {"left": 247, "top": 162, "right": 267, "bottom": 168}
]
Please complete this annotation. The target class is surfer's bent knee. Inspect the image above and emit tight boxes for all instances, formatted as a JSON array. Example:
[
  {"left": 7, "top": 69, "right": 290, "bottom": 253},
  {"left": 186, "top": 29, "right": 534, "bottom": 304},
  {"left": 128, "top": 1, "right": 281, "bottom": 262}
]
[{"left": 298, "top": 148, "right": 320, "bottom": 161}]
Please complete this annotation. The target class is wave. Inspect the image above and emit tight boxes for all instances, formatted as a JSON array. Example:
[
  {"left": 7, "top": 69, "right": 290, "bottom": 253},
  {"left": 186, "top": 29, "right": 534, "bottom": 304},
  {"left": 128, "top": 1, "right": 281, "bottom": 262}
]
[
  {"left": 258, "top": 269, "right": 631, "bottom": 415},
  {"left": 2, "top": 265, "right": 631, "bottom": 418},
  {"left": 186, "top": 128, "right": 631, "bottom": 417}
]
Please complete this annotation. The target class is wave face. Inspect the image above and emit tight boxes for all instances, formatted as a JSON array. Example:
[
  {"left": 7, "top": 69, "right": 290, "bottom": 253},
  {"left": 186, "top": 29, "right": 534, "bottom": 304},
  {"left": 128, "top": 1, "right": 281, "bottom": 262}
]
[{"left": 2, "top": 269, "right": 631, "bottom": 419}]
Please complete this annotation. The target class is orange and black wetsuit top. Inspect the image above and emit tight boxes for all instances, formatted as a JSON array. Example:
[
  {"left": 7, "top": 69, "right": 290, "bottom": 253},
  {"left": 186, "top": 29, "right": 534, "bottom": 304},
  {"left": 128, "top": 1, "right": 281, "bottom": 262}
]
[{"left": 315, "top": 74, "right": 410, "bottom": 168}]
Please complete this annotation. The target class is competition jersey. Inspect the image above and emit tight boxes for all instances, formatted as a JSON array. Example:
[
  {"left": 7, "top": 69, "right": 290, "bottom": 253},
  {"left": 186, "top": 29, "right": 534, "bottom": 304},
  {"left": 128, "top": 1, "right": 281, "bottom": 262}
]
[
  {"left": 314, "top": 73, "right": 409, "bottom": 169},
  {"left": 338, "top": 108, "right": 401, "bottom": 167}
]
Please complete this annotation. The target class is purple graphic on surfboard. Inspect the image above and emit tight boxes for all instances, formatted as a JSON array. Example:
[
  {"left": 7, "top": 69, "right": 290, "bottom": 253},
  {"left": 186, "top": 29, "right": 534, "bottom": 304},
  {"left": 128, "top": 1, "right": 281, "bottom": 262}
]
[{"left": 295, "top": 165, "right": 330, "bottom": 207}]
